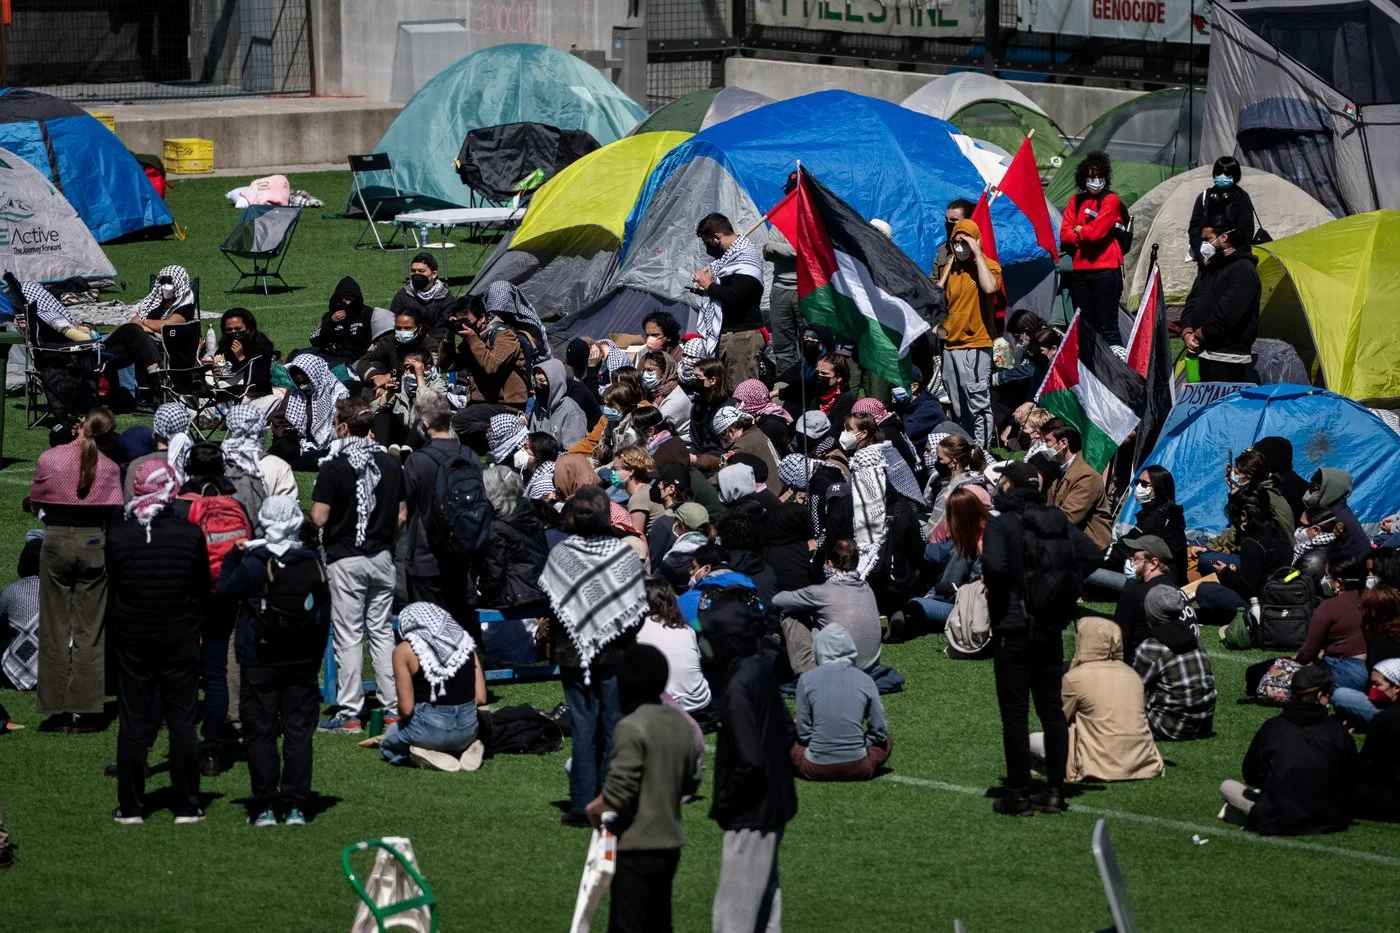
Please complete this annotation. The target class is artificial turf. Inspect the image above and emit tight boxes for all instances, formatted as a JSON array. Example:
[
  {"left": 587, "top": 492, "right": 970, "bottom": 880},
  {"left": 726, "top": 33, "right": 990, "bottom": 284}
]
[{"left": 0, "top": 174, "right": 1395, "bottom": 932}]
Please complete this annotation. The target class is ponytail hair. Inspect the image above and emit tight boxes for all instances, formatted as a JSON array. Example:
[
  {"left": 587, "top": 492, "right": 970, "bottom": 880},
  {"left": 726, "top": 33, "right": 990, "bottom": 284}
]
[{"left": 76, "top": 406, "right": 115, "bottom": 498}]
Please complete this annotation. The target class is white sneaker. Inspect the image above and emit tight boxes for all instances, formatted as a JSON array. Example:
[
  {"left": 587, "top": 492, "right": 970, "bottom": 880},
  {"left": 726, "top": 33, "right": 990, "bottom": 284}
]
[
  {"left": 409, "top": 746, "right": 462, "bottom": 772},
  {"left": 173, "top": 810, "right": 206, "bottom": 825},
  {"left": 459, "top": 740, "right": 485, "bottom": 772}
]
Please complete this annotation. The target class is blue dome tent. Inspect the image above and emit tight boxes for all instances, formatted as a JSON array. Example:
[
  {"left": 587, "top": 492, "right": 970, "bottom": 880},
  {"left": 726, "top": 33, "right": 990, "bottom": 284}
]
[
  {"left": 0, "top": 88, "right": 172, "bottom": 243},
  {"left": 1119, "top": 384, "right": 1400, "bottom": 538},
  {"left": 360, "top": 44, "right": 646, "bottom": 212}
]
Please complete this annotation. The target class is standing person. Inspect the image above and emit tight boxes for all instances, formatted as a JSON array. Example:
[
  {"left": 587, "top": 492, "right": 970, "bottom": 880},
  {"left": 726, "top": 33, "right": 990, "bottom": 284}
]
[
  {"left": 1180, "top": 216, "right": 1261, "bottom": 384},
  {"left": 107, "top": 461, "right": 210, "bottom": 824},
  {"left": 541, "top": 485, "right": 647, "bottom": 827},
  {"left": 217, "top": 496, "right": 330, "bottom": 827},
  {"left": 981, "top": 462, "right": 1102, "bottom": 815},
  {"left": 1042, "top": 419, "right": 1113, "bottom": 551},
  {"left": 312, "top": 398, "right": 406, "bottom": 733},
  {"left": 692, "top": 213, "right": 766, "bottom": 387},
  {"left": 391, "top": 253, "right": 455, "bottom": 343},
  {"left": 1188, "top": 156, "right": 1256, "bottom": 260},
  {"left": 705, "top": 560, "right": 797, "bottom": 933},
  {"left": 933, "top": 198, "right": 977, "bottom": 282},
  {"left": 939, "top": 218, "right": 1001, "bottom": 448},
  {"left": 30, "top": 407, "right": 123, "bottom": 733},
  {"left": 1059, "top": 151, "right": 1126, "bottom": 350},
  {"left": 764, "top": 173, "right": 802, "bottom": 378},
  {"left": 123, "top": 402, "right": 193, "bottom": 501},
  {"left": 222, "top": 403, "right": 298, "bottom": 507},
  {"left": 586, "top": 643, "right": 703, "bottom": 933}
]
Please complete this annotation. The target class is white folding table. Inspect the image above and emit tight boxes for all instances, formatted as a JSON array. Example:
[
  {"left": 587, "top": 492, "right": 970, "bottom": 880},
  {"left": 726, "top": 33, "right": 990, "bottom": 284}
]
[{"left": 393, "top": 206, "right": 525, "bottom": 277}]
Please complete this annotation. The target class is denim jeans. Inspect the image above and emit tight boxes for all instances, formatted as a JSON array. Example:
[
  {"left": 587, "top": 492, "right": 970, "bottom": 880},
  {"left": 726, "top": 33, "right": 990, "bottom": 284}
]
[
  {"left": 563, "top": 672, "right": 622, "bottom": 817},
  {"left": 380, "top": 702, "right": 479, "bottom": 765},
  {"left": 1332, "top": 686, "right": 1379, "bottom": 724},
  {"left": 907, "top": 597, "right": 955, "bottom": 629},
  {"left": 1324, "top": 655, "right": 1368, "bottom": 693}
]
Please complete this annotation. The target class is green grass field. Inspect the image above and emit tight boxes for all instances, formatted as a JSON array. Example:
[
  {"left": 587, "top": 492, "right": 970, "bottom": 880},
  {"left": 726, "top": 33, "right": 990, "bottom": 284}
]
[{"left": 0, "top": 175, "right": 1395, "bottom": 932}]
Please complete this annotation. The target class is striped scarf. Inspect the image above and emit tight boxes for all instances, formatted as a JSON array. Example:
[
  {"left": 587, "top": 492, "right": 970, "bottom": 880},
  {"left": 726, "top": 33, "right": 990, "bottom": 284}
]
[
  {"left": 694, "top": 234, "right": 762, "bottom": 357},
  {"left": 319, "top": 437, "right": 381, "bottom": 547}
]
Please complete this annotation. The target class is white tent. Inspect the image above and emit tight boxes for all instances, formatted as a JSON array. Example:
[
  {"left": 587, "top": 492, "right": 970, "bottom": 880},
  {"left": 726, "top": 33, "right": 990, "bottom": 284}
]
[
  {"left": 902, "top": 72, "right": 1050, "bottom": 120},
  {"left": 1123, "top": 165, "right": 1335, "bottom": 305},
  {"left": 0, "top": 147, "right": 116, "bottom": 283}
]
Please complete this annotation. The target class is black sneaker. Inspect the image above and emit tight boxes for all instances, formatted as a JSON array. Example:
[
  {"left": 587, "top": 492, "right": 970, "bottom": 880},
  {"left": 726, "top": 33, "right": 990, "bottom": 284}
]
[
  {"left": 1029, "top": 789, "right": 1068, "bottom": 814},
  {"left": 559, "top": 812, "right": 592, "bottom": 829},
  {"left": 0, "top": 844, "right": 13, "bottom": 868},
  {"left": 38, "top": 714, "right": 70, "bottom": 733},
  {"left": 992, "top": 789, "right": 1034, "bottom": 817}
]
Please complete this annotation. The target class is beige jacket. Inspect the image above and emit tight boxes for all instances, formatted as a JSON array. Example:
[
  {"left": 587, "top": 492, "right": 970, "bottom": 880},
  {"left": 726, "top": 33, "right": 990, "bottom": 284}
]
[
  {"left": 1061, "top": 617, "right": 1165, "bottom": 783},
  {"left": 1048, "top": 454, "right": 1113, "bottom": 550}
]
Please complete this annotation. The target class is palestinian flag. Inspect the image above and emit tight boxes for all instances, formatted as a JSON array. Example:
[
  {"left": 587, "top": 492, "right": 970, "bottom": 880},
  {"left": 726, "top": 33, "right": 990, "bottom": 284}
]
[
  {"left": 1126, "top": 251, "right": 1174, "bottom": 470},
  {"left": 767, "top": 167, "right": 936, "bottom": 384},
  {"left": 1035, "top": 311, "right": 1146, "bottom": 471}
]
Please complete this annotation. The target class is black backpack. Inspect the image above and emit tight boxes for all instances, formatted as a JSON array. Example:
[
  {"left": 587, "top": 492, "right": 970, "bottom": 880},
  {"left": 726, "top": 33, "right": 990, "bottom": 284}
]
[
  {"left": 1253, "top": 567, "right": 1316, "bottom": 651},
  {"left": 697, "top": 582, "right": 767, "bottom": 644},
  {"left": 1019, "top": 505, "right": 1084, "bottom": 623},
  {"left": 253, "top": 554, "right": 327, "bottom": 635},
  {"left": 422, "top": 445, "right": 493, "bottom": 557}
]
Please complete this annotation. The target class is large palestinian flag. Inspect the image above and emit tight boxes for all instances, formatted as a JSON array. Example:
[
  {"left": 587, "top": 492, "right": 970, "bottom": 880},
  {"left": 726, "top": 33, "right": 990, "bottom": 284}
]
[
  {"left": 767, "top": 167, "right": 936, "bottom": 384},
  {"left": 1036, "top": 311, "right": 1146, "bottom": 471}
]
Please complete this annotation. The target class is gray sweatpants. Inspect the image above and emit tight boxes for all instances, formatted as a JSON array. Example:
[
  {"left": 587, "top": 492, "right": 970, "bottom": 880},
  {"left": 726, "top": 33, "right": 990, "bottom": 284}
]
[
  {"left": 767, "top": 284, "right": 800, "bottom": 377},
  {"left": 329, "top": 551, "right": 397, "bottom": 716},
  {"left": 941, "top": 346, "right": 993, "bottom": 449},
  {"left": 713, "top": 827, "right": 783, "bottom": 933},
  {"left": 1219, "top": 779, "right": 1258, "bottom": 826}
]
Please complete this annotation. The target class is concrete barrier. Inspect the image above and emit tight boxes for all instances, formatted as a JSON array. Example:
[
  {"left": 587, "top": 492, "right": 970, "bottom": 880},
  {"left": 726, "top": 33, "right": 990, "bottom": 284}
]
[{"left": 725, "top": 58, "right": 1142, "bottom": 136}]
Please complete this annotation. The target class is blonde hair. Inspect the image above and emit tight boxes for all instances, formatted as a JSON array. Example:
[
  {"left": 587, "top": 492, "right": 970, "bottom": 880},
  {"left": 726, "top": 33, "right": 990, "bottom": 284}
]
[
  {"left": 1024, "top": 407, "right": 1054, "bottom": 433},
  {"left": 613, "top": 445, "right": 655, "bottom": 479}
]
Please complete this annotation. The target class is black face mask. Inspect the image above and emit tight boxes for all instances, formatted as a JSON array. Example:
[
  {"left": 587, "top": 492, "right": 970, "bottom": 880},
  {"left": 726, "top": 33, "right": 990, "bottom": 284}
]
[
  {"left": 705, "top": 243, "right": 724, "bottom": 259},
  {"left": 934, "top": 461, "right": 952, "bottom": 478},
  {"left": 534, "top": 383, "right": 549, "bottom": 398},
  {"left": 945, "top": 221, "right": 956, "bottom": 241},
  {"left": 410, "top": 274, "right": 430, "bottom": 290},
  {"left": 649, "top": 482, "right": 664, "bottom": 505}
]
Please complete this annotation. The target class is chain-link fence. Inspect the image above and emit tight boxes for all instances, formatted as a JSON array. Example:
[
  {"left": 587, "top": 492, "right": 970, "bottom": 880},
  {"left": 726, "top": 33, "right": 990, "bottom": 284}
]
[{"left": 8, "top": 0, "right": 313, "bottom": 102}]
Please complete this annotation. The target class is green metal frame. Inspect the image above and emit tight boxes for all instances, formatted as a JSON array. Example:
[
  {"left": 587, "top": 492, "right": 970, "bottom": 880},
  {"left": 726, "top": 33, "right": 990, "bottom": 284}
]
[{"left": 341, "top": 839, "right": 439, "bottom": 933}]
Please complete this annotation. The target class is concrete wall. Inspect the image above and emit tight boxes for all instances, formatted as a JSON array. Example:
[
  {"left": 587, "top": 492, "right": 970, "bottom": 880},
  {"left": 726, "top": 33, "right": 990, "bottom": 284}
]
[
  {"left": 312, "top": 0, "right": 641, "bottom": 100},
  {"left": 725, "top": 58, "right": 1141, "bottom": 135}
]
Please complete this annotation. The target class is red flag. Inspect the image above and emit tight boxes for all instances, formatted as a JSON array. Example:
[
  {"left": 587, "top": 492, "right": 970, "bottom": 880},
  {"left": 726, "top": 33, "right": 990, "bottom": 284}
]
[
  {"left": 969, "top": 190, "right": 1007, "bottom": 314},
  {"left": 997, "top": 136, "right": 1060, "bottom": 262},
  {"left": 1126, "top": 251, "right": 1174, "bottom": 469}
]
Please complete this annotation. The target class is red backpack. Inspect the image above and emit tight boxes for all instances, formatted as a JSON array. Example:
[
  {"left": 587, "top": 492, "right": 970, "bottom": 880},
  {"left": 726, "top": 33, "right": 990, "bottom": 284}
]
[{"left": 181, "top": 490, "right": 253, "bottom": 590}]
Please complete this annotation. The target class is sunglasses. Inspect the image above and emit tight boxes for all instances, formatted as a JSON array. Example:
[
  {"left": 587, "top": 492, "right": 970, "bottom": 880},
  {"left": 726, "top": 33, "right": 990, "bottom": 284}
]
[{"left": 1136, "top": 479, "right": 1152, "bottom": 488}]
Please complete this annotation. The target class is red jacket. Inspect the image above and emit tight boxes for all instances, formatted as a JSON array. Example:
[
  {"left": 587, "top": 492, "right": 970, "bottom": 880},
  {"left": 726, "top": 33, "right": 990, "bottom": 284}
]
[{"left": 1061, "top": 192, "right": 1124, "bottom": 270}]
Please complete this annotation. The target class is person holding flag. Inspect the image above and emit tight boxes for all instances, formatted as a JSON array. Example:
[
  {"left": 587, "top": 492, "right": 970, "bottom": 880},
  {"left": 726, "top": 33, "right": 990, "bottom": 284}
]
[{"left": 938, "top": 218, "right": 1002, "bottom": 448}]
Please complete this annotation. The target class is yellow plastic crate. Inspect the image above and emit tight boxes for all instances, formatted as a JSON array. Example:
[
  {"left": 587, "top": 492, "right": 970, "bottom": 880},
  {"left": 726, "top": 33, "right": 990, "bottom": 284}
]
[
  {"left": 163, "top": 137, "right": 214, "bottom": 174},
  {"left": 87, "top": 111, "right": 116, "bottom": 133}
]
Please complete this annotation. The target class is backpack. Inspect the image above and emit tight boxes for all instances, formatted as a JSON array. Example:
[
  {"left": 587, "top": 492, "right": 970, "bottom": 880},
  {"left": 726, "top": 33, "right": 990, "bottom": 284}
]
[
  {"left": 421, "top": 445, "right": 493, "bottom": 557},
  {"left": 253, "top": 553, "right": 327, "bottom": 635},
  {"left": 182, "top": 491, "right": 253, "bottom": 590},
  {"left": 514, "top": 328, "right": 545, "bottom": 374},
  {"left": 696, "top": 583, "right": 766, "bottom": 641},
  {"left": 1253, "top": 568, "right": 1316, "bottom": 651},
  {"left": 1019, "top": 505, "right": 1083, "bottom": 623},
  {"left": 944, "top": 580, "right": 992, "bottom": 659},
  {"left": 1251, "top": 657, "right": 1303, "bottom": 705},
  {"left": 1114, "top": 206, "right": 1134, "bottom": 253},
  {"left": 486, "top": 704, "right": 564, "bottom": 755}
]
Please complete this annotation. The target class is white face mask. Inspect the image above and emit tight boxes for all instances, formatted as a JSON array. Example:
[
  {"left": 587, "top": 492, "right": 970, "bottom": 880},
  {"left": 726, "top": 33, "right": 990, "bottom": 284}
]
[
  {"left": 1198, "top": 241, "right": 1217, "bottom": 263},
  {"left": 1085, "top": 178, "right": 1107, "bottom": 194},
  {"left": 1123, "top": 558, "right": 1139, "bottom": 580},
  {"left": 689, "top": 568, "right": 707, "bottom": 588},
  {"left": 160, "top": 283, "right": 175, "bottom": 300},
  {"left": 1366, "top": 574, "right": 1380, "bottom": 590},
  {"left": 512, "top": 447, "right": 530, "bottom": 470},
  {"left": 951, "top": 242, "right": 971, "bottom": 263},
  {"left": 1132, "top": 483, "right": 1153, "bottom": 505},
  {"left": 1295, "top": 526, "right": 1311, "bottom": 547},
  {"left": 838, "top": 430, "right": 860, "bottom": 452}
]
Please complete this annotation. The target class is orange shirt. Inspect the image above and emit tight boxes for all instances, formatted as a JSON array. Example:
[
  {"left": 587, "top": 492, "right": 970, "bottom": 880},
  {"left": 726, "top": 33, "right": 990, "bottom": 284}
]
[{"left": 943, "top": 255, "right": 1002, "bottom": 350}]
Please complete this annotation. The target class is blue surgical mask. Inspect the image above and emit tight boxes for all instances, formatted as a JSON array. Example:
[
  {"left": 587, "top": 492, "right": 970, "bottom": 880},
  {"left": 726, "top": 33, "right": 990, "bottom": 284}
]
[
  {"left": 394, "top": 329, "right": 416, "bottom": 344},
  {"left": 642, "top": 370, "right": 661, "bottom": 390},
  {"left": 602, "top": 406, "right": 621, "bottom": 423},
  {"left": 1213, "top": 174, "right": 1233, "bottom": 189}
]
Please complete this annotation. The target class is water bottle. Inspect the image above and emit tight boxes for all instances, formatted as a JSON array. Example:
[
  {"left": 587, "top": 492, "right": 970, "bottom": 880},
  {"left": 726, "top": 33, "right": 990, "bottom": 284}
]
[
  {"left": 204, "top": 325, "right": 217, "bottom": 358},
  {"left": 1248, "top": 597, "right": 1261, "bottom": 632}
]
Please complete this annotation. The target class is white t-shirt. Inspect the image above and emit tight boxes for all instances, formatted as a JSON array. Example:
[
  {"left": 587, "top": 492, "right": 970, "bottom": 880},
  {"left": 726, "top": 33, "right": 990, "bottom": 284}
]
[
  {"left": 636, "top": 617, "right": 711, "bottom": 712},
  {"left": 260, "top": 453, "right": 298, "bottom": 498}
]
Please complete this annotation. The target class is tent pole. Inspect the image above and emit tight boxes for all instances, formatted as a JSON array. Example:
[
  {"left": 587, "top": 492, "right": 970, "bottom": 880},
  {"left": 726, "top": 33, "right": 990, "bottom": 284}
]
[{"left": 1187, "top": 6, "right": 1196, "bottom": 167}]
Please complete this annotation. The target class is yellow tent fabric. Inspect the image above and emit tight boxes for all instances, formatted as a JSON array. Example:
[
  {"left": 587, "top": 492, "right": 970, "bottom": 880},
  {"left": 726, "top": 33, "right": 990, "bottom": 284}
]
[
  {"left": 1256, "top": 210, "right": 1400, "bottom": 406},
  {"left": 513, "top": 131, "right": 691, "bottom": 250}
]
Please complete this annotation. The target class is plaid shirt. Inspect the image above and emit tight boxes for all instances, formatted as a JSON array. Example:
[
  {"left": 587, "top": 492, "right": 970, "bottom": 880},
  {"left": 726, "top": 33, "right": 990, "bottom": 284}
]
[{"left": 1132, "top": 639, "right": 1217, "bottom": 741}]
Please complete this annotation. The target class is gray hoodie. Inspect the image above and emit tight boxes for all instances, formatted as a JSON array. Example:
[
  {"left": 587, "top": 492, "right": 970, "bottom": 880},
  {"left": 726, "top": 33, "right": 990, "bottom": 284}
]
[
  {"left": 795, "top": 625, "right": 887, "bottom": 766},
  {"left": 528, "top": 358, "right": 587, "bottom": 450}
]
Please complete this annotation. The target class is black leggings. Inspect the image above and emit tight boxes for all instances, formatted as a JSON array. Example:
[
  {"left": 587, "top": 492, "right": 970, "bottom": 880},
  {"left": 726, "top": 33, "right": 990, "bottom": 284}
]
[
  {"left": 104, "top": 323, "right": 163, "bottom": 373},
  {"left": 1067, "top": 268, "right": 1124, "bottom": 346}
]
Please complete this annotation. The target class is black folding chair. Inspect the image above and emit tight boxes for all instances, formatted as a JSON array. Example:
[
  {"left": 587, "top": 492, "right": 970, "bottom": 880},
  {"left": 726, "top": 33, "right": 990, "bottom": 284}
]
[
  {"left": 221, "top": 205, "right": 302, "bottom": 295},
  {"left": 8, "top": 277, "right": 102, "bottom": 429},
  {"left": 347, "top": 153, "right": 419, "bottom": 250},
  {"left": 155, "top": 321, "right": 221, "bottom": 438}
]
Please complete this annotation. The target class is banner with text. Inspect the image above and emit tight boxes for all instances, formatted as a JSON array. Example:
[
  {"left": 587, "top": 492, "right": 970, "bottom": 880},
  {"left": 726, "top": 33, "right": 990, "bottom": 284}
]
[
  {"left": 1018, "top": 0, "right": 1210, "bottom": 44},
  {"left": 753, "top": 0, "right": 984, "bottom": 39}
]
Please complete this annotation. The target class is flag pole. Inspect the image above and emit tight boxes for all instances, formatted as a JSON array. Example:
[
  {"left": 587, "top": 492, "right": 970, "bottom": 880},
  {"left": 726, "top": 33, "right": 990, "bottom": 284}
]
[{"left": 790, "top": 161, "right": 813, "bottom": 492}]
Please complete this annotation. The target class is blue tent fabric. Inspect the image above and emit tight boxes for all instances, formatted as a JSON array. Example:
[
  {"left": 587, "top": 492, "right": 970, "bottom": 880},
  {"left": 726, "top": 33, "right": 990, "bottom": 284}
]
[
  {"left": 0, "top": 88, "right": 172, "bottom": 244},
  {"left": 1119, "top": 384, "right": 1400, "bottom": 538},
  {"left": 367, "top": 44, "right": 646, "bottom": 211},
  {"left": 622, "top": 90, "right": 1047, "bottom": 271}
]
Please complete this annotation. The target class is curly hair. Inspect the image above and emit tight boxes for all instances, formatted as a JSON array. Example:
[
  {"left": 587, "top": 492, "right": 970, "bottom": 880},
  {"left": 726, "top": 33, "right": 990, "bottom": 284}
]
[{"left": 1074, "top": 150, "right": 1113, "bottom": 193}]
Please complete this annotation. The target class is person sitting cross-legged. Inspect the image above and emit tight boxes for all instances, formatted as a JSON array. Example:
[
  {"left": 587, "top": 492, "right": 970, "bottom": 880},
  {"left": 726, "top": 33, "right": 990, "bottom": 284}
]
[
  {"left": 771, "top": 538, "right": 882, "bottom": 677},
  {"left": 1132, "top": 587, "right": 1217, "bottom": 741},
  {"left": 790, "top": 625, "right": 892, "bottom": 781},
  {"left": 381, "top": 602, "right": 488, "bottom": 772}
]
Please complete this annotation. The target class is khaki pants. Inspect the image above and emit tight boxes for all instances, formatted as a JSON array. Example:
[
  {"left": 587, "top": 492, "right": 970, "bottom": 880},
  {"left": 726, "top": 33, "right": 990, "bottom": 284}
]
[
  {"left": 781, "top": 616, "right": 816, "bottom": 677},
  {"left": 719, "top": 329, "right": 765, "bottom": 388},
  {"left": 37, "top": 525, "right": 108, "bottom": 715}
]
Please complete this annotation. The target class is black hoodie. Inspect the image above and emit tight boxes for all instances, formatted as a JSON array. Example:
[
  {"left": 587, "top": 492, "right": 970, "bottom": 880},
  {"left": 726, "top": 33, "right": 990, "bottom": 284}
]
[
  {"left": 1242, "top": 701, "right": 1356, "bottom": 836},
  {"left": 1182, "top": 249, "right": 1261, "bottom": 358},
  {"left": 309, "top": 276, "right": 376, "bottom": 364}
]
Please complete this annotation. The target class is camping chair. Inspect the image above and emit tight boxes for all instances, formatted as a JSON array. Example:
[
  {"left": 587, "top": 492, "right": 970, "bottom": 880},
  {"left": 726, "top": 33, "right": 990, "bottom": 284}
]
[
  {"left": 17, "top": 293, "right": 102, "bottom": 430},
  {"left": 1091, "top": 819, "right": 1140, "bottom": 933},
  {"left": 348, "top": 153, "right": 420, "bottom": 250},
  {"left": 155, "top": 321, "right": 222, "bottom": 439},
  {"left": 221, "top": 205, "right": 302, "bottom": 295}
]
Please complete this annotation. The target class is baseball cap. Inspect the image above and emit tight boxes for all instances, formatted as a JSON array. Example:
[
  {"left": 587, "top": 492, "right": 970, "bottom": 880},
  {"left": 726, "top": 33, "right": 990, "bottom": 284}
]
[{"left": 1123, "top": 534, "right": 1173, "bottom": 565}]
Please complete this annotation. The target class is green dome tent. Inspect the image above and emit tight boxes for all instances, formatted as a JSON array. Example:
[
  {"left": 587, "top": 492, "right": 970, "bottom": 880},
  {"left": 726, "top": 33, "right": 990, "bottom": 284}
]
[
  {"left": 1256, "top": 210, "right": 1400, "bottom": 406},
  {"left": 358, "top": 44, "right": 646, "bottom": 211},
  {"left": 901, "top": 72, "right": 1068, "bottom": 173},
  {"left": 1047, "top": 87, "right": 1205, "bottom": 209},
  {"left": 632, "top": 86, "right": 775, "bottom": 134}
]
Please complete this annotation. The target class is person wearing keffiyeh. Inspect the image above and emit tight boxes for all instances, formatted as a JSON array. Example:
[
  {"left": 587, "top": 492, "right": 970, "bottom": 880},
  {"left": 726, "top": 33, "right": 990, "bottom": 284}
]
[
  {"left": 270, "top": 353, "right": 350, "bottom": 469},
  {"left": 391, "top": 253, "right": 456, "bottom": 344},
  {"left": 10, "top": 277, "right": 100, "bottom": 422},
  {"left": 692, "top": 213, "right": 765, "bottom": 386},
  {"left": 103, "top": 264, "right": 196, "bottom": 388},
  {"left": 841, "top": 412, "right": 927, "bottom": 617}
]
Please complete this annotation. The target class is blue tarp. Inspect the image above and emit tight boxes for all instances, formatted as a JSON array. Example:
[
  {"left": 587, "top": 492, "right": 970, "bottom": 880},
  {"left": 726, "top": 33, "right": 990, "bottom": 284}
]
[
  {"left": 367, "top": 44, "right": 646, "bottom": 211},
  {"left": 622, "top": 90, "right": 1048, "bottom": 271},
  {"left": 1119, "top": 384, "right": 1400, "bottom": 537},
  {"left": 0, "top": 88, "right": 171, "bottom": 243}
]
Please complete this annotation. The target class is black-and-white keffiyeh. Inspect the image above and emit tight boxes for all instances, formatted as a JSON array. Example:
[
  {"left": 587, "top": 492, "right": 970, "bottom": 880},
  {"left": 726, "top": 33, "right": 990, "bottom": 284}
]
[
  {"left": 130, "top": 264, "right": 195, "bottom": 319},
  {"left": 21, "top": 281, "right": 78, "bottom": 332},
  {"left": 222, "top": 404, "right": 267, "bottom": 479},
  {"left": 525, "top": 460, "right": 556, "bottom": 500},
  {"left": 850, "top": 444, "right": 889, "bottom": 579},
  {"left": 398, "top": 602, "right": 476, "bottom": 702},
  {"left": 694, "top": 234, "right": 762, "bottom": 357},
  {"left": 1294, "top": 531, "right": 1337, "bottom": 560},
  {"left": 882, "top": 442, "right": 926, "bottom": 507},
  {"left": 541, "top": 535, "right": 645, "bottom": 683},
  {"left": 408, "top": 277, "right": 451, "bottom": 303},
  {"left": 286, "top": 353, "right": 349, "bottom": 451},
  {"left": 319, "top": 436, "right": 382, "bottom": 546},
  {"left": 484, "top": 281, "right": 550, "bottom": 360},
  {"left": 152, "top": 402, "right": 194, "bottom": 486}
]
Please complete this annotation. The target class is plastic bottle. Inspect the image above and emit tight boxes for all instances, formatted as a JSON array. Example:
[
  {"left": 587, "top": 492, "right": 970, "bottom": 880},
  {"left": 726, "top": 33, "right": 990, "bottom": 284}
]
[{"left": 204, "top": 325, "right": 217, "bottom": 358}]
